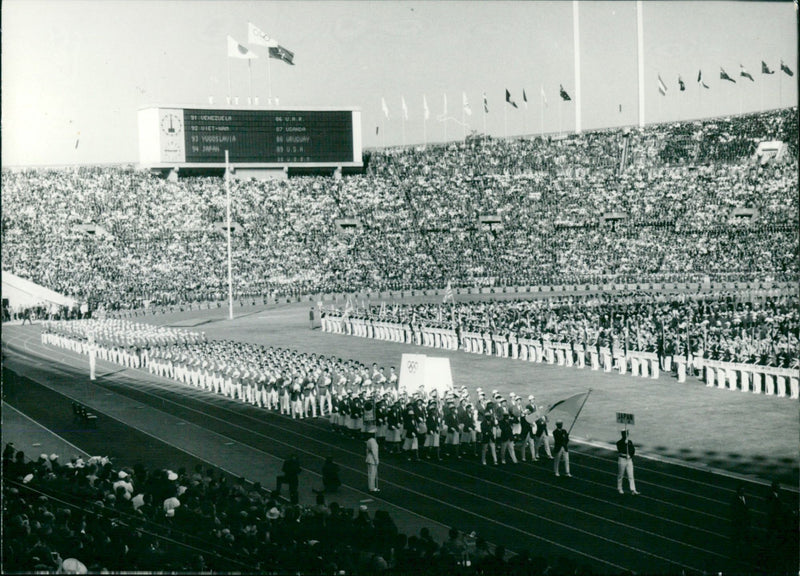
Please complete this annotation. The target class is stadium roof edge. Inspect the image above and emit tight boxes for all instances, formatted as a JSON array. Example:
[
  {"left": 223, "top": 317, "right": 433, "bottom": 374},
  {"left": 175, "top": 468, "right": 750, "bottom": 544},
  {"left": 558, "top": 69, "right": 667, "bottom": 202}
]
[{"left": 363, "top": 105, "right": 798, "bottom": 152}]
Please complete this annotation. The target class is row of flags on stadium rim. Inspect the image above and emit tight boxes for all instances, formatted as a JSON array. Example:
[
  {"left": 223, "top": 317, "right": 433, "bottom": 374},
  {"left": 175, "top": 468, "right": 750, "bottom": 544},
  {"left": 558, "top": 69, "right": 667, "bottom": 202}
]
[
  {"left": 657, "top": 61, "right": 793, "bottom": 95},
  {"left": 380, "top": 86, "right": 573, "bottom": 121},
  {"left": 227, "top": 22, "right": 294, "bottom": 65}
]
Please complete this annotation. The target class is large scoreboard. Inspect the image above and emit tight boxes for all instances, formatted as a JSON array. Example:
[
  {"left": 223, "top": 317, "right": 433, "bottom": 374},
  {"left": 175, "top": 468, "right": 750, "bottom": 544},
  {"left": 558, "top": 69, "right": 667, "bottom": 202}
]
[{"left": 138, "top": 106, "right": 362, "bottom": 167}]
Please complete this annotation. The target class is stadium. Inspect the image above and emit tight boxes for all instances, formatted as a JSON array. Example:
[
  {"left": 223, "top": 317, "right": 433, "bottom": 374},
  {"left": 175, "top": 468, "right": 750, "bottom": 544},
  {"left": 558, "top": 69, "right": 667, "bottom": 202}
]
[{"left": 2, "top": 2, "right": 798, "bottom": 575}]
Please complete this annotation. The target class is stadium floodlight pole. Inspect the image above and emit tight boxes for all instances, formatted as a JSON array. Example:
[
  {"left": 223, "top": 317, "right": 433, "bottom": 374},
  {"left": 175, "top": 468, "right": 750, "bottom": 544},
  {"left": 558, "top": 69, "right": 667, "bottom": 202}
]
[
  {"left": 225, "top": 150, "right": 234, "bottom": 320},
  {"left": 637, "top": 0, "right": 645, "bottom": 128},
  {"left": 572, "top": 0, "right": 582, "bottom": 134}
]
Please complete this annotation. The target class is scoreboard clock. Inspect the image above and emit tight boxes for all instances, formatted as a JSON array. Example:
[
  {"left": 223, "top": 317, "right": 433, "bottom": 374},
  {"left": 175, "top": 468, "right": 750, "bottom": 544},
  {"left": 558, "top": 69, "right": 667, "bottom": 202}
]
[{"left": 139, "top": 106, "right": 362, "bottom": 167}]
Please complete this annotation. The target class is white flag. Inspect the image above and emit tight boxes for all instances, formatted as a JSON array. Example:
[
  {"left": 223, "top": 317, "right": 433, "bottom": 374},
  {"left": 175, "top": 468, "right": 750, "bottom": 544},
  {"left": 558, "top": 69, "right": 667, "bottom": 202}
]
[
  {"left": 248, "top": 22, "right": 278, "bottom": 47},
  {"left": 228, "top": 36, "right": 258, "bottom": 59},
  {"left": 401, "top": 96, "right": 408, "bottom": 120},
  {"left": 443, "top": 93, "right": 448, "bottom": 115},
  {"left": 381, "top": 97, "right": 390, "bottom": 119},
  {"left": 423, "top": 95, "right": 430, "bottom": 120},
  {"left": 540, "top": 86, "right": 548, "bottom": 108},
  {"left": 462, "top": 92, "right": 472, "bottom": 116}
]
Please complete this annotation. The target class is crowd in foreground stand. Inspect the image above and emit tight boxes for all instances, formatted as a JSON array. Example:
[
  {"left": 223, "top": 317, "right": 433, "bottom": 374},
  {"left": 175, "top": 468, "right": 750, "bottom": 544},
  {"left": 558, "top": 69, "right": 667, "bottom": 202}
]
[
  {"left": 2, "top": 108, "right": 797, "bottom": 311},
  {"left": 321, "top": 290, "right": 799, "bottom": 397},
  {"left": 9, "top": 441, "right": 602, "bottom": 575},
  {"left": 6, "top": 437, "right": 796, "bottom": 575}
]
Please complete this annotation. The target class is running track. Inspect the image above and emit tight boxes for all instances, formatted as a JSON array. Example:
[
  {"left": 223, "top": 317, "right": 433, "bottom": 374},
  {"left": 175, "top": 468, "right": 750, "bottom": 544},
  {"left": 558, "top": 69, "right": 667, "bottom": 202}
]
[{"left": 2, "top": 326, "right": 796, "bottom": 575}]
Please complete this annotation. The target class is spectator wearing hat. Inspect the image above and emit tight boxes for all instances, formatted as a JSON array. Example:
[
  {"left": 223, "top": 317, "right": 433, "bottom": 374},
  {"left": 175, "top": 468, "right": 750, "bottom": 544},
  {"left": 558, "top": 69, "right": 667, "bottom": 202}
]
[
  {"left": 163, "top": 495, "right": 181, "bottom": 517},
  {"left": 113, "top": 470, "right": 134, "bottom": 500},
  {"left": 366, "top": 432, "right": 380, "bottom": 493},
  {"left": 553, "top": 420, "right": 571, "bottom": 477},
  {"left": 616, "top": 430, "right": 639, "bottom": 495}
]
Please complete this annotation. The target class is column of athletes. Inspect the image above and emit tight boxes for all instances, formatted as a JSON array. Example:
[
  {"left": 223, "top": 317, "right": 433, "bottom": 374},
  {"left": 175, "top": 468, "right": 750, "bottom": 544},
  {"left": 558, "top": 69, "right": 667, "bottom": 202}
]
[{"left": 41, "top": 319, "right": 593, "bottom": 479}]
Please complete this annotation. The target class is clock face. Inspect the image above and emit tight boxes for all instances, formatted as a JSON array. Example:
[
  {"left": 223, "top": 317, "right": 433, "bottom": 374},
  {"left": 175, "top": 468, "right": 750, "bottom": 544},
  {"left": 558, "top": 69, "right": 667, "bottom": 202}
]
[{"left": 160, "top": 113, "right": 183, "bottom": 136}]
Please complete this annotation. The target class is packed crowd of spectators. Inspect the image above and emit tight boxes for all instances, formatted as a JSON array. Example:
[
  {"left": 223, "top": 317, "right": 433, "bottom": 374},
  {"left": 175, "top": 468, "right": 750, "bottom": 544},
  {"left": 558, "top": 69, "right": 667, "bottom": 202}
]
[
  {"left": 337, "top": 290, "right": 799, "bottom": 369},
  {"left": 8, "top": 441, "right": 555, "bottom": 575},
  {"left": 2, "top": 107, "right": 796, "bottom": 311}
]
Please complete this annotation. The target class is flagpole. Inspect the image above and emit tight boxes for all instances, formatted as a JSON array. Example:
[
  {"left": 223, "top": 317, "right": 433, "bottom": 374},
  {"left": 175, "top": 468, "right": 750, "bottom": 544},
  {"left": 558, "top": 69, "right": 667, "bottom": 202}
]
[
  {"left": 482, "top": 103, "right": 487, "bottom": 135},
  {"left": 558, "top": 100, "right": 562, "bottom": 137},
  {"left": 227, "top": 58, "right": 232, "bottom": 105},
  {"left": 697, "top": 82, "right": 701, "bottom": 117},
  {"left": 225, "top": 150, "right": 234, "bottom": 321},
  {"left": 504, "top": 104, "right": 508, "bottom": 139},
  {"left": 522, "top": 102, "right": 526, "bottom": 135},
  {"left": 462, "top": 105, "right": 466, "bottom": 140},
  {"left": 567, "top": 389, "right": 592, "bottom": 435},
  {"left": 248, "top": 59, "right": 253, "bottom": 105},
  {"left": 658, "top": 92, "right": 661, "bottom": 122},
  {"left": 402, "top": 116, "right": 406, "bottom": 147},
  {"left": 739, "top": 84, "right": 743, "bottom": 116},
  {"left": 540, "top": 86, "right": 545, "bottom": 136},
  {"left": 267, "top": 53, "right": 273, "bottom": 102},
  {"left": 423, "top": 116, "right": 427, "bottom": 147}
]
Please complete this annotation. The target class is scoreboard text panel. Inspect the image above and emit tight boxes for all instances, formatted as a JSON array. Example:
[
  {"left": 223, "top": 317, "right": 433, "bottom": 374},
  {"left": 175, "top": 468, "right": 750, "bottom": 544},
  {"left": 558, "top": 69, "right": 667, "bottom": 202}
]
[
  {"left": 138, "top": 107, "right": 361, "bottom": 166},
  {"left": 184, "top": 109, "right": 353, "bottom": 163}
]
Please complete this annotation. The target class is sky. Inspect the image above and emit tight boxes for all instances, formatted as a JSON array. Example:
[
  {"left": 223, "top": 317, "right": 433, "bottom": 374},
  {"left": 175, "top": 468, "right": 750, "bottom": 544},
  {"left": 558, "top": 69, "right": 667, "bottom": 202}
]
[{"left": 2, "top": 0, "right": 797, "bottom": 166}]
